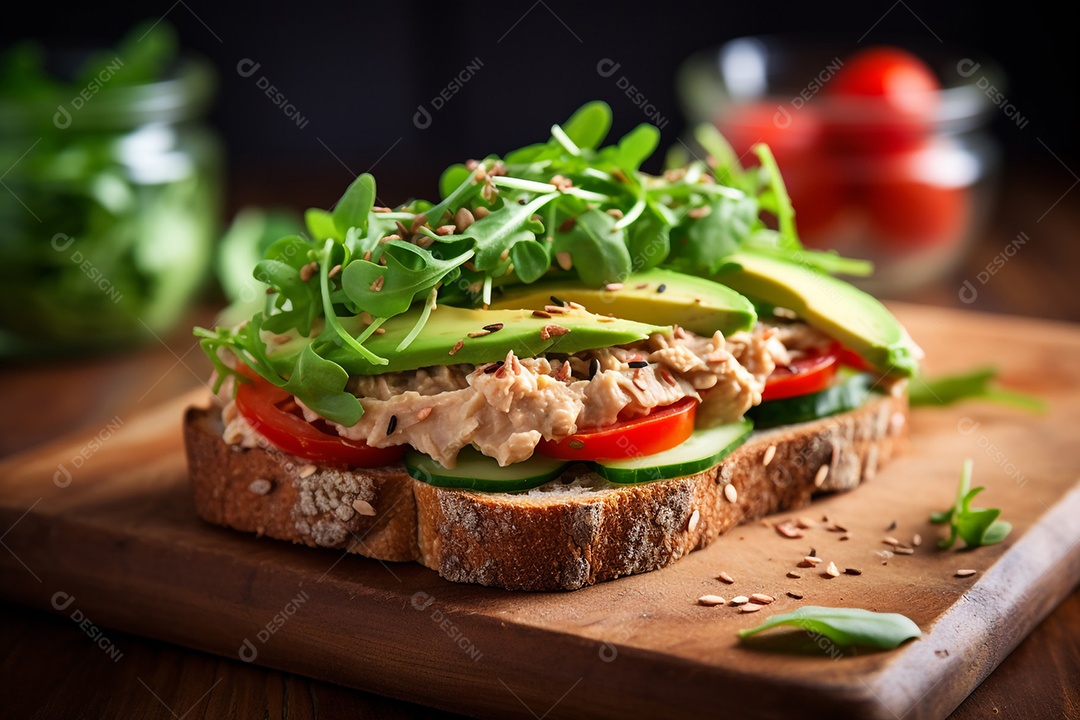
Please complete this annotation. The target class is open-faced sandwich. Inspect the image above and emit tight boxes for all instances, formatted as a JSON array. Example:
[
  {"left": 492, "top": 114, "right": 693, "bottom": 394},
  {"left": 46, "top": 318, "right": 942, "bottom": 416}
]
[{"left": 186, "top": 102, "right": 919, "bottom": 590}]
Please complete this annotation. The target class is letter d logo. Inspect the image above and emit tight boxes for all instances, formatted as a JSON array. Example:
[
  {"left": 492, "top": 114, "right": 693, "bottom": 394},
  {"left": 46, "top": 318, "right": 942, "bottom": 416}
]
[
  {"left": 238, "top": 638, "right": 258, "bottom": 662},
  {"left": 53, "top": 105, "right": 71, "bottom": 129},
  {"left": 958, "top": 279, "right": 978, "bottom": 304},
  {"left": 413, "top": 105, "right": 432, "bottom": 130},
  {"left": 773, "top": 105, "right": 792, "bottom": 129}
]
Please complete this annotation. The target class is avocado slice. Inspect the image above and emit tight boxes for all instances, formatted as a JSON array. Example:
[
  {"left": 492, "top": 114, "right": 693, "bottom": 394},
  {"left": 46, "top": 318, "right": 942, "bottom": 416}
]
[
  {"left": 267, "top": 305, "right": 670, "bottom": 375},
  {"left": 714, "top": 252, "right": 919, "bottom": 376},
  {"left": 488, "top": 269, "right": 756, "bottom": 336}
]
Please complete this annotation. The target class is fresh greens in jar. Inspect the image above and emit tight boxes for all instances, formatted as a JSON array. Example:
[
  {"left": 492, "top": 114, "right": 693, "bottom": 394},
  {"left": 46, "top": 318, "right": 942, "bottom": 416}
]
[{"left": 0, "top": 21, "right": 219, "bottom": 356}]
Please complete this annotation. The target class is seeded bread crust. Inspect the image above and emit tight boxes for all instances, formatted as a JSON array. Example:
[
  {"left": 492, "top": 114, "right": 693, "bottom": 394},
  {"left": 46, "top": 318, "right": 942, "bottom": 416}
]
[{"left": 184, "top": 382, "right": 907, "bottom": 591}]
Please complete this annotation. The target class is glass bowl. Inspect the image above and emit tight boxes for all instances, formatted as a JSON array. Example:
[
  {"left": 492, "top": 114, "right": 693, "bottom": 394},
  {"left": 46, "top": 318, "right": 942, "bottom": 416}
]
[{"left": 677, "top": 35, "right": 1003, "bottom": 296}]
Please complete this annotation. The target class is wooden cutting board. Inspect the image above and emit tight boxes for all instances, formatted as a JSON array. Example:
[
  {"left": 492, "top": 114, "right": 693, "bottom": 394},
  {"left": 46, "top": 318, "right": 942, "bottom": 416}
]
[{"left": 1, "top": 304, "right": 1078, "bottom": 720}]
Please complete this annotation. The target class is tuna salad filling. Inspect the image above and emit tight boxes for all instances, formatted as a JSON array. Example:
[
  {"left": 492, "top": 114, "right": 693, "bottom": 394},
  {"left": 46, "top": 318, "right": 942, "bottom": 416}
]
[{"left": 221, "top": 320, "right": 831, "bottom": 468}]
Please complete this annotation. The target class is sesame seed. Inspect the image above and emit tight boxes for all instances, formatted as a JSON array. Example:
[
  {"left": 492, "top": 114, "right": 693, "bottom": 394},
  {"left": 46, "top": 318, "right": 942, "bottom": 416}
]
[
  {"left": 883, "top": 536, "right": 902, "bottom": 546},
  {"left": 248, "top": 479, "right": 272, "bottom": 495},
  {"left": 656, "top": 284, "right": 667, "bottom": 293},
  {"left": 762, "top": 445, "right": 777, "bottom": 467},
  {"left": 844, "top": 568, "right": 862, "bottom": 576},
  {"left": 740, "top": 603, "right": 762, "bottom": 613},
  {"left": 455, "top": 207, "right": 475, "bottom": 231},
  {"left": 887, "top": 520, "right": 898, "bottom": 531},
  {"left": 556, "top": 252, "right": 573, "bottom": 271},
  {"left": 718, "top": 571, "right": 735, "bottom": 584},
  {"left": 298, "top": 464, "right": 317, "bottom": 479},
  {"left": 688, "top": 509, "right": 700, "bottom": 533},
  {"left": 543, "top": 305, "right": 568, "bottom": 314},
  {"left": 839, "top": 533, "right": 852, "bottom": 541},
  {"left": 483, "top": 323, "right": 504, "bottom": 332},
  {"left": 814, "top": 464, "right": 829, "bottom": 487},
  {"left": 374, "top": 328, "right": 386, "bottom": 335},
  {"left": 731, "top": 596, "right": 749, "bottom": 605},
  {"left": 328, "top": 264, "right": 342, "bottom": 278},
  {"left": 467, "top": 330, "right": 490, "bottom": 338},
  {"left": 824, "top": 562, "right": 840, "bottom": 578},
  {"left": 352, "top": 499, "right": 376, "bottom": 516},
  {"left": 369, "top": 276, "right": 385, "bottom": 292},
  {"left": 749, "top": 593, "right": 775, "bottom": 605},
  {"left": 604, "top": 282, "right": 623, "bottom": 291},
  {"left": 449, "top": 340, "right": 463, "bottom": 355},
  {"left": 532, "top": 310, "right": 552, "bottom": 318},
  {"left": 568, "top": 439, "right": 585, "bottom": 450},
  {"left": 799, "top": 556, "right": 823, "bottom": 568},
  {"left": 299, "top": 262, "right": 318, "bottom": 283},
  {"left": 588, "top": 358, "right": 601, "bottom": 379},
  {"left": 893, "top": 547, "right": 915, "bottom": 555},
  {"left": 697, "top": 595, "right": 726, "bottom": 607},
  {"left": 550, "top": 295, "right": 566, "bottom": 307},
  {"left": 724, "top": 484, "right": 738, "bottom": 503},
  {"left": 540, "top": 324, "right": 570, "bottom": 341},
  {"left": 386, "top": 415, "right": 398, "bottom": 435},
  {"left": 628, "top": 360, "right": 648, "bottom": 369},
  {"left": 912, "top": 533, "right": 923, "bottom": 547},
  {"left": 795, "top": 516, "right": 816, "bottom": 529},
  {"left": 809, "top": 548, "right": 817, "bottom": 557},
  {"left": 484, "top": 361, "right": 504, "bottom": 374},
  {"left": 786, "top": 591, "right": 804, "bottom": 600},
  {"left": 787, "top": 571, "right": 801, "bottom": 579},
  {"left": 416, "top": 407, "right": 433, "bottom": 421},
  {"left": 955, "top": 569, "right": 978, "bottom": 578}
]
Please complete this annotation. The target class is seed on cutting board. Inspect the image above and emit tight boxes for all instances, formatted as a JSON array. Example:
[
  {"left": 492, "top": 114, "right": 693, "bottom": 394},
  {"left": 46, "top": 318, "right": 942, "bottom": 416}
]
[
  {"left": 844, "top": 568, "right": 862, "bottom": 576},
  {"left": 893, "top": 547, "right": 915, "bottom": 555},
  {"left": 798, "top": 556, "right": 823, "bottom": 568},
  {"left": 298, "top": 464, "right": 317, "bottom": 479},
  {"left": 697, "top": 595, "right": 726, "bottom": 607},
  {"left": 740, "top": 603, "right": 763, "bottom": 613},
  {"left": 795, "top": 516, "right": 816, "bottom": 529},
  {"left": 718, "top": 571, "right": 735, "bottom": 584},
  {"left": 731, "top": 596, "right": 749, "bottom": 605},
  {"left": 688, "top": 509, "right": 700, "bottom": 532},
  {"left": 749, "top": 593, "right": 775, "bottom": 605},
  {"left": 913, "top": 533, "right": 923, "bottom": 547},
  {"left": 839, "top": 533, "right": 852, "bottom": 541},
  {"left": 883, "top": 536, "right": 901, "bottom": 546},
  {"left": 824, "top": 562, "right": 840, "bottom": 578},
  {"left": 775, "top": 521, "right": 804, "bottom": 539},
  {"left": 786, "top": 591, "right": 804, "bottom": 600},
  {"left": 787, "top": 571, "right": 801, "bottom": 579},
  {"left": 955, "top": 569, "right": 978, "bottom": 578},
  {"left": 814, "top": 465, "right": 829, "bottom": 487},
  {"left": 887, "top": 520, "right": 898, "bottom": 531}
]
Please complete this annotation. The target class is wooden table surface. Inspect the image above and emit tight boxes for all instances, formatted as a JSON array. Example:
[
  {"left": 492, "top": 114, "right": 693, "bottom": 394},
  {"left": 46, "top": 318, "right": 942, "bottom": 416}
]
[{"left": 1, "top": 168, "right": 1078, "bottom": 719}]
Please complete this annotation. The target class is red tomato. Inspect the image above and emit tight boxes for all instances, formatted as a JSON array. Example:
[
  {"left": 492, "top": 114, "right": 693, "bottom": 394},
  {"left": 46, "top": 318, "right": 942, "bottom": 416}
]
[
  {"left": 717, "top": 101, "right": 823, "bottom": 164},
  {"left": 866, "top": 176, "right": 970, "bottom": 249},
  {"left": 778, "top": 151, "right": 848, "bottom": 247},
  {"left": 824, "top": 46, "right": 941, "bottom": 153},
  {"left": 836, "top": 346, "right": 872, "bottom": 372},
  {"left": 761, "top": 345, "right": 841, "bottom": 401},
  {"left": 536, "top": 397, "right": 697, "bottom": 461},
  {"left": 234, "top": 368, "right": 406, "bottom": 468}
]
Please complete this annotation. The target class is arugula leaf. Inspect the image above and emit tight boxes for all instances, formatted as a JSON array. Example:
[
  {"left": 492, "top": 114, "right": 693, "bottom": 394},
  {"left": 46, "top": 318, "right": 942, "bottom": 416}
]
[
  {"left": 607, "top": 123, "right": 660, "bottom": 173},
  {"left": 340, "top": 240, "right": 472, "bottom": 317},
  {"left": 753, "top": 143, "right": 799, "bottom": 249},
  {"left": 555, "top": 209, "right": 632, "bottom": 286},
  {"left": 305, "top": 208, "right": 341, "bottom": 243},
  {"left": 281, "top": 344, "right": 362, "bottom": 426},
  {"left": 931, "top": 459, "right": 1012, "bottom": 549},
  {"left": 459, "top": 193, "right": 558, "bottom": 272},
  {"left": 738, "top": 606, "right": 921, "bottom": 650},
  {"left": 910, "top": 366, "right": 1047, "bottom": 412},
  {"left": 560, "top": 101, "right": 612, "bottom": 150},
  {"left": 333, "top": 173, "right": 376, "bottom": 237},
  {"left": 666, "top": 195, "right": 758, "bottom": 275},
  {"left": 255, "top": 235, "right": 320, "bottom": 336}
]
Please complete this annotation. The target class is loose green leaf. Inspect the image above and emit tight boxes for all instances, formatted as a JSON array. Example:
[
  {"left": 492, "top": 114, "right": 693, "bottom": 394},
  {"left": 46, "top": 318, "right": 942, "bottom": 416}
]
[
  {"left": 333, "top": 173, "right": 376, "bottom": 237},
  {"left": 609, "top": 123, "right": 660, "bottom": 173},
  {"left": 931, "top": 459, "right": 1012, "bottom": 549},
  {"left": 910, "top": 366, "right": 1047, "bottom": 412},
  {"left": 738, "top": 606, "right": 922, "bottom": 650}
]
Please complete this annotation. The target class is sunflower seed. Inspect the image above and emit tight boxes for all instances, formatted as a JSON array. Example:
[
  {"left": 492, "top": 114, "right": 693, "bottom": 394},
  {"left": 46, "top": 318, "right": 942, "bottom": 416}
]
[{"left": 697, "top": 595, "right": 726, "bottom": 607}]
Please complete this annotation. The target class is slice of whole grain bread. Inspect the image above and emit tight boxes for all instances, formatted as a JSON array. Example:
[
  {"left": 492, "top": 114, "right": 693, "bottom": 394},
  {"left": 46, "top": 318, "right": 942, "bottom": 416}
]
[{"left": 184, "top": 381, "right": 907, "bottom": 591}]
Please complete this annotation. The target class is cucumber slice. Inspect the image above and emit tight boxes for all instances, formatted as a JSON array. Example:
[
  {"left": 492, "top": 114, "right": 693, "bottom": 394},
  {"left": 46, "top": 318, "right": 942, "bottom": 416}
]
[
  {"left": 595, "top": 420, "right": 753, "bottom": 485},
  {"left": 747, "top": 371, "right": 877, "bottom": 429},
  {"left": 405, "top": 446, "right": 568, "bottom": 492}
]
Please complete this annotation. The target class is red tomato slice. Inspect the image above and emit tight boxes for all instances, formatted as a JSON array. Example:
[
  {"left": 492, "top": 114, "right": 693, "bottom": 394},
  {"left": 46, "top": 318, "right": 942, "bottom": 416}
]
[
  {"left": 234, "top": 368, "right": 405, "bottom": 468},
  {"left": 836, "top": 346, "right": 872, "bottom": 372},
  {"left": 536, "top": 396, "right": 697, "bottom": 462},
  {"left": 762, "top": 345, "right": 841, "bottom": 401}
]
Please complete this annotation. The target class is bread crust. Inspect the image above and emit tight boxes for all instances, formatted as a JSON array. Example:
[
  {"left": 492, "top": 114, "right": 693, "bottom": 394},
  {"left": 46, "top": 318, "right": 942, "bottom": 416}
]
[{"left": 184, "top": 384, "right": 907, "bottom": 590}]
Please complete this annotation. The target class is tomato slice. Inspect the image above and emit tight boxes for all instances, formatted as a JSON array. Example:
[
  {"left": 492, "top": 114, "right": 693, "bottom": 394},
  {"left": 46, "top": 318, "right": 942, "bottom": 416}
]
[
  {"left": 233, "top": 368, "right": 405, "bottom": 468},
  {"left": 761, "top": 345, "right": 841, "bottom": 402},
  {"left": 535, "top": 397, "right": 697, "bottom": 462}
]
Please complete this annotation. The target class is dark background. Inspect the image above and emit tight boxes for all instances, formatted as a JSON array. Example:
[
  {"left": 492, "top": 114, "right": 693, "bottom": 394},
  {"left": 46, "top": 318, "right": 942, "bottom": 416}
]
[{"left": 6, "top": 0, "right": 1077, "bottom": 212}]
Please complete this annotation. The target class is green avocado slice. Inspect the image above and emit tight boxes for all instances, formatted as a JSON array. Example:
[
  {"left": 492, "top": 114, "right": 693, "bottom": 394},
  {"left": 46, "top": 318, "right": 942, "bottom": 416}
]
[
  {"left": 488, "top": 268, "right": 756, "bottom": 336},
  {"left": 714, "top": 252, "right": 919, "bottom": 376},
  {"left": 267, "top": 305, "right": 670, "bottom": 375}
]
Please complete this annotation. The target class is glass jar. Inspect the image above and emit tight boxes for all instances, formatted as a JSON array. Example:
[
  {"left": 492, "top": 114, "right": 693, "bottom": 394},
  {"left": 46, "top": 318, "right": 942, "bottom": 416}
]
[
  {"left": 678, "top": 36, "right": 1001, "bottom": 297},
  {"left": 0, "top": 55, "right": 221, "bottom": 357}
]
